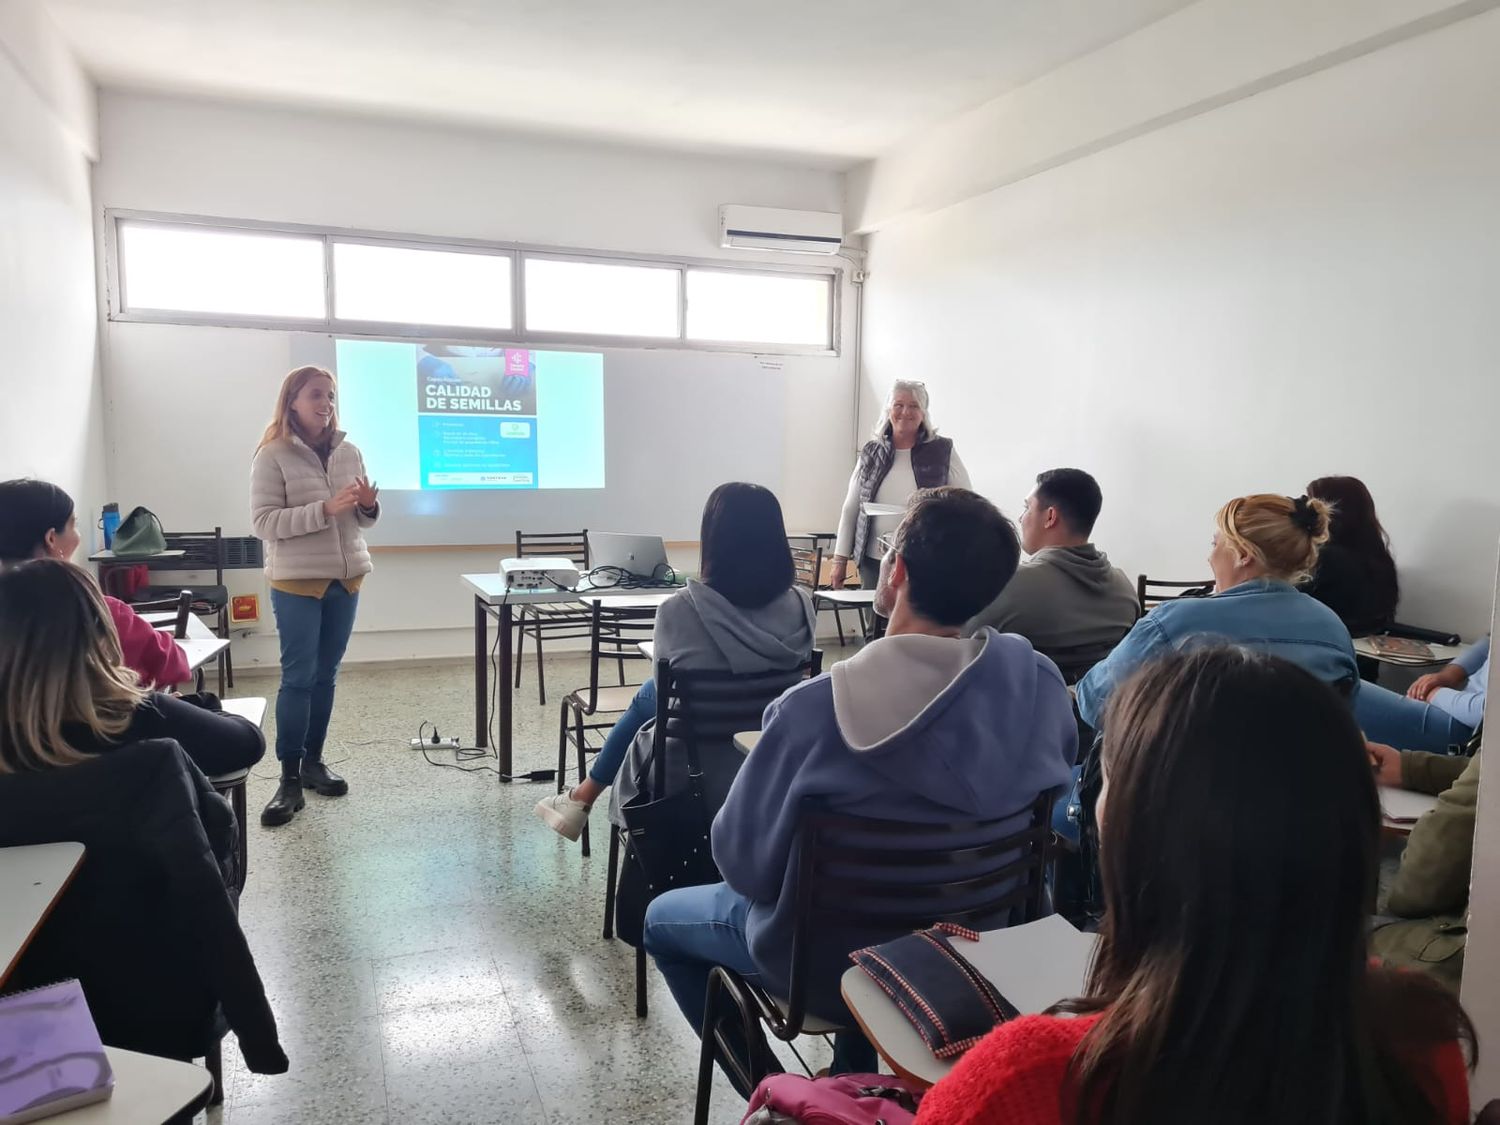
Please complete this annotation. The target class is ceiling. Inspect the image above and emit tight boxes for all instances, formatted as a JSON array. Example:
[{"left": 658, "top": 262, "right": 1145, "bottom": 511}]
[{"left": 43, "top": 0, "right": 1197, "bottom": 166}]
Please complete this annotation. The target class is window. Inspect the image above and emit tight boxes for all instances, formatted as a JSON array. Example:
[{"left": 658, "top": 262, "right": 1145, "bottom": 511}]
[
  {"left": 110, "top": 212, "right": 838, "bottom": 353},
  {"left": 118, "top": 222, "right": 326, "bottom": 319},
  {"left": 333, "top": 242, "right": 512, "bottom": 329},
  {"left": 523, "top": 258, "right": 679, "bottom": 338},
  {"left": 686, "top": 270, "right": 831, "bottom": 347}
]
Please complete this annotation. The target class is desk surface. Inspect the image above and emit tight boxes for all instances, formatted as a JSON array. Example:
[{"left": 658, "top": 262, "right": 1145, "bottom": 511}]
[
  {"left": 59, "top": 1047, "right": 212, "bottom": 1124},
  {"left": 148, "top": 611, "right": 229, "bottom": 672},
  {"left": 1354, "top": 636, "right": 1465, "bottom": 666},
  {"left": 841, "top": 914, "right": 1097, "bottom": 1087},
  {"left": 88, "top": 549, "right": 186, "bottom": 562},
  {"left": 813, "top": 589, "right": 876, "bottom": 605},
  {"left": 733, "top": 731, "right": 761, "bottom": 756},
  {"left": 463, "top": 573, "right": 680, "bottom": 607},
  {"left": 1382, "top": 786, "right": 1441, "bottom": 834},
  {"left": 1, "top": 842, "right": 85, "bottom": 986},
  {"left": 221, "top": 696, "right": 268, "bottom": 727}
]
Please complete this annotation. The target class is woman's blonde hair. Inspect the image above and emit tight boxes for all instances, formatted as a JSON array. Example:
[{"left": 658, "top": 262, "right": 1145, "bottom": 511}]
[
  {"left": 0, "top": 559, "right": 146, "bottom": 774},
  {"left": 256, "top": 365, "right": 338, "bottom": 453},
  {"left": 1215, "top": 493, "right": 1332, "bottom": 583}
]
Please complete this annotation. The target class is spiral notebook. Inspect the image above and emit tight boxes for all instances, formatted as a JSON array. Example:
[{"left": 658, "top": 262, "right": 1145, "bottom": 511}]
[{"left": 0, "top": 979, "right": 114, "bottom": 1123}]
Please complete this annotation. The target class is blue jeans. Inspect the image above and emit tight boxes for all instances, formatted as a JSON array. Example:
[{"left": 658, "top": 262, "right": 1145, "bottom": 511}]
[
  {"left": 271, "top": 584, "right": 359, "bottom": 765},
  {"left": 1355, "top": 681, "right": 1474, "bottom": 754},
  {"left": 589, "top": 679, "right": 656, "bottom": 786},
  {"left": 644, "top": 882, "right": 878, "bottom": 1075}
]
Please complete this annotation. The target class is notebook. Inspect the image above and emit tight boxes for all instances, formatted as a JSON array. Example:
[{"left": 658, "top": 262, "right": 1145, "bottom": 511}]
[
  {"left": 1367, "top": 635, "right": 1435, "bottom": 661},
  {"left": 0, "top": 980, "right": 114, "bottom": 1124}
]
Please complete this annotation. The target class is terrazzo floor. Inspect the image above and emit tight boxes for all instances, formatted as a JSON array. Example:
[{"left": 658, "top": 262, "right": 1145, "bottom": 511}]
[{"left": 210, "top": 645, "right": 854, "bottom": 1124}]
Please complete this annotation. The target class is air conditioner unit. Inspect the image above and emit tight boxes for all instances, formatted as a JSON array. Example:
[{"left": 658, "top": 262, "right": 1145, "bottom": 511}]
[{"left": 719, "top": 205, "right": 843, "bottom": 255}]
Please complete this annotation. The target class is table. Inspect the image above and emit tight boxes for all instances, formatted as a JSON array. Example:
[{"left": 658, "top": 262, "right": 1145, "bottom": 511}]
[
  {"left": 1382, "top": 786, "right": 1441, "bottom": 836},
  {"left": 841, "top": 913, "right": 1097, "bottom": 1087},
  {"left": 462, "top": 575, "right": 676, "bottom": 779},
  {"left": 87, "top": 549, "right": 186, "bottom": 563},
  {"left": 55, "top": 1047, "right": 212, "bottom": 1124},
  {"left": 733, "top": 731, "right": 761, "bottom": 756},
  {"left": 1, "top": 842, "right": 85, "bottom": 986},
  {"left": 1354, "top": 636, "right": 1465, "bottom": 668},
  {"left": 145, "top": 611, "right": 230, "bottom": 687},
  {"left": 639, "top": 641, "right": 656, "bottom": 662}
]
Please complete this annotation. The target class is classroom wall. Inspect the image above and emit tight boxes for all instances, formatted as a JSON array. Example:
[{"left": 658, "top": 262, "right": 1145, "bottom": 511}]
[
  {"left": 92, "top": 92, "right": 856, "bottom": 664},
  {"left": 0, "top": 2, "right": 104, "bottom": 544},
  {"left": 854, "top": 2, "right": 1500, "bottom": 637}
]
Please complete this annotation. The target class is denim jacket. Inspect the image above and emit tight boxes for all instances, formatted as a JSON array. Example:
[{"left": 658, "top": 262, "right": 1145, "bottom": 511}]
[{"left": 1076, "top": 578, "right": 1360, "bottom": 729}]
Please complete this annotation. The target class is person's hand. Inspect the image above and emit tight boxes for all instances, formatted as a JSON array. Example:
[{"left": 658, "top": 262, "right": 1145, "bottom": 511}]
[
  {"left": 1408, "top": 664, "right": 1465, "bottom": 701},
  {"left": 830, "top": 555, "right": 849, "bottom": 590},
  {"left": 1367, "top": 741, "right": 1405, "bottom": 788},
  {"left": 355, "top": 475, "right": 379, "bottom": 510},
  {"left": 324, "top": 483, "right": 361, "bottom": 518}
]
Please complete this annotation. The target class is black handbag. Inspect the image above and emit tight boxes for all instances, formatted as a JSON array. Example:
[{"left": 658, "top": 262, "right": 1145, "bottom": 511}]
[{"left": 613, "top": 726, "right": 722, "bottom": 948}]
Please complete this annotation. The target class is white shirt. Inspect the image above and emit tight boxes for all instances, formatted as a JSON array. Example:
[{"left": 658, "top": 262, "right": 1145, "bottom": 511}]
[{"left": 834, "top": 444, "right": 971, "bottom": 559}]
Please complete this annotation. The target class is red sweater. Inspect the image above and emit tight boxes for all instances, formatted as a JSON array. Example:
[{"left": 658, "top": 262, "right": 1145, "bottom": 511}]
[
  {"left": 914, "top": 1013, "right": 1470, "bottom": 1125},
  {"left": 105, "top": 595, "right": 191, "bottom": 690}
]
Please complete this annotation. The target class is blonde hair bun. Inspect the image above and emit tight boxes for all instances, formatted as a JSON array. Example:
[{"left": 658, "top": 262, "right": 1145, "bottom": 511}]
[{"left": 1215, "top": 494, "right": 1332, "bottom": 583}]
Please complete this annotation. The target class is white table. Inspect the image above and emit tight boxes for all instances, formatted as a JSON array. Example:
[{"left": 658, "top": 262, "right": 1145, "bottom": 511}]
[
  {"left": 840, "top": 913, "right": 1097, "bottom": 1087},
  {"left": 733, "top": 731, "right": 761, "bottom": 756},
  {"left": 220, "top": 696, "right": 267, "bottom": 727},
  {"left": 56, "top": 1047, "right": 212, "bottom": 1124},
  {"left": 1, "top": 842, "right": 85, "bottom": 986},
  {"left": 462, "top": 574, "right": 679, "bottom": 778},
  {"left": 87, "top": 549, "right": 186, "bottom": 563},
  {"left": 144, "top": 610, "right": 231, "bottom": 683},
  {"left": 1382, "top": 786, "right": 1441, "bottom": 836},
  {"left": 1354, "top": 636, "right": 1465, "bottom": 668}
]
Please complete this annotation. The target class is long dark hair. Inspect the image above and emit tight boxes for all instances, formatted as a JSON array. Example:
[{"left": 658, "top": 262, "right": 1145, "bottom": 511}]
[
  {"left": 1064, "top": 647, "right": 1473, "bottom": 1125},
  {"left": 698, "top": 483, "right": 794, "bottom": 610},
  {"left": 0, "top": 479, "right": 74, "bottom": 562},
  {"left": 1308, "top": 475, "right": 1399, "bottom": 605}
]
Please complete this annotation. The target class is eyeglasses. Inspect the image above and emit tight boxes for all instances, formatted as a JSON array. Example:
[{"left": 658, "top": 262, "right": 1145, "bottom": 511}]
[{"left": 877, "top": 532, "right": 898, "bottom": 557}]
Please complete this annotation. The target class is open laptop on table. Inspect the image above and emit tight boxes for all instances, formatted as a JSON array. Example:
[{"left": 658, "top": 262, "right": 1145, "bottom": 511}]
[{"left": 586, "top": 532, "right": 671, "bottom": 584}]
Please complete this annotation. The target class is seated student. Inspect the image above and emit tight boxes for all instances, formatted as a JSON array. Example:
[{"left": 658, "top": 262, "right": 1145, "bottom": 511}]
[
  {"left": 0, "top": 559, "right": 264, "bottom": 777},
  {"left": 643, "top": 487, "right": 1076, "bottom": 1074},
  {"left": 916, "top": 648, "right": 1474, "bottom": 1125},
  {"left": 1076, "top": 493, "right": 1359, "bottom": 728},
  {"left": 1301, "top": 475, "right": 1401, "bottom": 637},
  {"left": 967, "top": 468, "right": 1138, "bottom": 680},
  {"left": 1368, "top": 738, "right": 1479, "bottom": 993},
  {"left": 1356, "top": 637, "right": 1488, "bottom": 755},
  {"left": 535, "top": 482, "right": 815, "bottom": 841},
  {"left": 0, "top": 478, "right": 190, "bottom": 689}
]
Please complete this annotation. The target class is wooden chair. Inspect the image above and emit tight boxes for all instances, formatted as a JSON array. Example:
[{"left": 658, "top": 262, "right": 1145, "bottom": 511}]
[
  {"left": 603, "top": 653, "right": 824, "bottom": 1019},
  {"left": 1136, "top": 574, "right": 1213, "bottom": 616},
  {"left": 556, "top": 600, "right": 659, "bottom": 857},
  {"left": 691, "top": 790, "right": 1057, "bottom": 1124},
  {"left": 514, "top": 530, "right": 592, "bottom": 705}
]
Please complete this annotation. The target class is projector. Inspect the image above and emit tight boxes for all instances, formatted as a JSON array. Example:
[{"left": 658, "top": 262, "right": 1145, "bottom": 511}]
[{"left": 500, "top": 557, "right": 582, "bottom": 591}]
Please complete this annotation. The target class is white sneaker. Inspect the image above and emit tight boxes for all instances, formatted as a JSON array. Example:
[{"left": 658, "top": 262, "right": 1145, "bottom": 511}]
[{"left": 534, "top": 791, "right": 590, "bottom": 842}]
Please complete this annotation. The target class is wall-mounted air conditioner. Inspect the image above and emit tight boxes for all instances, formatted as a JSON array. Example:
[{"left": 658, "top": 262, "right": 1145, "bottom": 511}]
[{"left": 719, "top": 205, "right": 843, "bottom": 255}]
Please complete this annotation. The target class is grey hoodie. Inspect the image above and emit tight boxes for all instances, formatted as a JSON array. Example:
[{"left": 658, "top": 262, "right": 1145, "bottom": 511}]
[
  {"left": 608, "top": 580, "right": 816, "bottom": 824},
  {"left": 967, "top": 544, "right": 1139, "bottom": 679}
]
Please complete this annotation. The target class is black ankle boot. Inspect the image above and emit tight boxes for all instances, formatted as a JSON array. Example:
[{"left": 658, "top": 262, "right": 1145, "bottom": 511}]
[
  {"left": 300, "top": 757, "right": 348, "bottom": 797},
  {"left": 260, "top": 774, "right": 304, "bottom": 827}
]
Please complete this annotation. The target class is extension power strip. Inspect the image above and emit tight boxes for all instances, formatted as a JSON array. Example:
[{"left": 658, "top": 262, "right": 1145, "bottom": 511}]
[{"left": 410, "top": 737, "right": 463, "bottom": 750}]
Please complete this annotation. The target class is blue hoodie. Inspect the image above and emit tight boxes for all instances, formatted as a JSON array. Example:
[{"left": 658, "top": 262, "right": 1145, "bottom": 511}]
[{"left": 711, "top": 627, "right": 1076, "bottom": 1019}]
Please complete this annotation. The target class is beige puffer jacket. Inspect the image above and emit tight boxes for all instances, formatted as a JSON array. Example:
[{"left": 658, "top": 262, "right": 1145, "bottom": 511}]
[{"left": 250, "top": 432, "right": 378, "bottom": 581}]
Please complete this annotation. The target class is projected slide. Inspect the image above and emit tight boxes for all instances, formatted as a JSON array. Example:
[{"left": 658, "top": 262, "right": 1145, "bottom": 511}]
[{"left": 335, "top": 340, "right": 605, "bottom": 491}]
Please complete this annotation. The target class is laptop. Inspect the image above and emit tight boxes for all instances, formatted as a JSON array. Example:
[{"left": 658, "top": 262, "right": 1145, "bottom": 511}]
[{"left": 587, "top": 532, "right": 670, "bottom": 579}]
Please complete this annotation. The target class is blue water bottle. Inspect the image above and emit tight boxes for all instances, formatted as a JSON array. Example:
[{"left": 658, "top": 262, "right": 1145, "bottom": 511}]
[{"left": 100, "top": 503, "right": 121, "bottom": 549}]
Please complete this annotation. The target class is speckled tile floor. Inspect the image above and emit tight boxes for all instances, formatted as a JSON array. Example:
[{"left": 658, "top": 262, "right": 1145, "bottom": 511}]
[{"left": 208, "top": 645, "right": 856, "bottom": 1124}]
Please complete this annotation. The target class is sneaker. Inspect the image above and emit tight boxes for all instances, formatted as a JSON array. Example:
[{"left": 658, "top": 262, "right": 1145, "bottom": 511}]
[{"left": 534, "top": 791, "right": 590, "bottom": 842}]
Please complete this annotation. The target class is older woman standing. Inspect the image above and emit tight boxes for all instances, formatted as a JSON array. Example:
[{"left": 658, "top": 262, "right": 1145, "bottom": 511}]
[{"left": 831, "top": 380, "right": 970, "bottom": 594}]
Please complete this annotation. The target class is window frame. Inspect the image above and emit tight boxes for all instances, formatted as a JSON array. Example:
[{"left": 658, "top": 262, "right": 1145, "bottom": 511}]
[{"left": 105, "top": 209, "right": 840, "bottom": 356}]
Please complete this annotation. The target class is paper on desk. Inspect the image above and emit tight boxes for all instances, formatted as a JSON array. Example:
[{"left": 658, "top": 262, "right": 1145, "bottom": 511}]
[
  {"left": 962, "top": 914, "right": 1098, "bottom": 1014},
  {"left": 1381, "top": 787, "right": 1441, "bottom": 824},
  {"left": 860, "top": 503, "right": 906, "bottom": 517}
]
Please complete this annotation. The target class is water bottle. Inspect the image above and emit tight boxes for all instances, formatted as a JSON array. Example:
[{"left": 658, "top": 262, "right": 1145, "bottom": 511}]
[{"left": 100, "top": 503, "right": 121, "bottom": 549}]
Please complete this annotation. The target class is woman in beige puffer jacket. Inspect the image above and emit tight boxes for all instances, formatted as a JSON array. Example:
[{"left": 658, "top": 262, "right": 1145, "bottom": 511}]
[{"left": 250, "top": 365, "right": 379, "bottom": 828}]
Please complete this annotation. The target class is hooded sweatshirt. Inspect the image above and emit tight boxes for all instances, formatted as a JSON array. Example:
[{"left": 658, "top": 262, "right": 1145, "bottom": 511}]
[
  {"left": 608, "top": 581, "right": 817, "bottom": 823},
  {"left": 712, "top": 627, "right": 1076, "bottom": 1019},
  {"left": 967, "top": 545, "right": 1139, "bottom": 679}
]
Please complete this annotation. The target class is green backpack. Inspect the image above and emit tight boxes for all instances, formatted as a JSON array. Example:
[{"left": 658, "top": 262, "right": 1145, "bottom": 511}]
[{"left": 112, "top": 506, "right": 168, "bottom": 557}]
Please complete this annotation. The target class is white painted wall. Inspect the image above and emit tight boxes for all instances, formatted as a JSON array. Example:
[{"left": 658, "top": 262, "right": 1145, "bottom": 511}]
[
  {"left": 0, "top": 2, "right": 103, "bottom": 539},
  {"left": 93, "top": 92, "right": 856, "bottom": 664},
  {"left": 858, "top": 4, "right": 1500, "bottom": 637}
]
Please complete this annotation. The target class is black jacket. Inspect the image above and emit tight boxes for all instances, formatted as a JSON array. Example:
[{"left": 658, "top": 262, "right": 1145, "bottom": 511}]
[
  {"left": 1302, "top": 542, "right": 1399, "bottom": 638},
  {"left": 63, "top": 692, "right": 265, "bottom": 777},
  {"left": 0, "top": 740, "right": 287, "bottom": 1073}
]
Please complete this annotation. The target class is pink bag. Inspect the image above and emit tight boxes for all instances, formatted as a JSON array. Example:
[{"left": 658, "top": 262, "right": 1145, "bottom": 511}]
[{"left": 741, "top": 1072, "right": 922, "bottom": 1125}]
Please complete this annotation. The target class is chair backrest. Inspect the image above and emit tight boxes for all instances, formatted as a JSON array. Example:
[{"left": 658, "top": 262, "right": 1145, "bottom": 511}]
[
  {"left": 1136, "top": 574, "right": 1214, "bottom": 615},
  {"left": 131, "top": 588, "right": 194, "bottom": 638},
  {"left": 154, "top": 527, "right": 226, "bottom": 581},
  {"left": 517, "top": 529, "right": 590, "bottom": 568},
  {"left": 648, "top": 653, "right": 824, "bottom": 801},
  {"left": 780, "top": 790, "right": 1056, "bottom": 1033},
  {"left": 581, "top": 599, "right": 659, "bottom": 706},
  {"left": 788, "top": 543, "right": 823, "bottom": 592}
]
